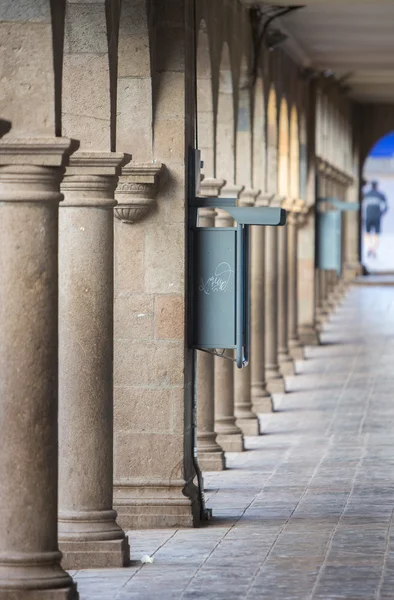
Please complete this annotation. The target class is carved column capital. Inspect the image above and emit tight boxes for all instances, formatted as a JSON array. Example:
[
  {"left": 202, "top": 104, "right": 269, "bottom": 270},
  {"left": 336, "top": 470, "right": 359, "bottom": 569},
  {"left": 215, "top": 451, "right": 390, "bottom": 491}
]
[{"left": 114, "top": 162, "right": 164, "bottom": 224}]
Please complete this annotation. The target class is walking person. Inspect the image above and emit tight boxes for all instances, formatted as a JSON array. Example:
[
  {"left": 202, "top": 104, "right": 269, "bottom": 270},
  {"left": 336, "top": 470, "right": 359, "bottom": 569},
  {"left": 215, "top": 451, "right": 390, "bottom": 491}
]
[{"left": 363, "top": 180, "right": 388, "bottom": 259}]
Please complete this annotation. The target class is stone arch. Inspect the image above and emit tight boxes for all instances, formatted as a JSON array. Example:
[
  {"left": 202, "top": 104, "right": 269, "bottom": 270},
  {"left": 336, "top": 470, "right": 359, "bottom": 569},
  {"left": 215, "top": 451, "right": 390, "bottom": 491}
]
[
  {"left": 359, "top": 105, "right": 394, "bottom": 166},
  {"left": 252, "top": 75, "right": 265, "bottom": 192},
  {"left": 267, "top": 86, "right": 278, "bottom": 194},
  {"left": 197, "top": 19, "right": 214, "bottom": 177},
  {"left": 216, "top": 42, "right": 235, "bottom": 182},
  {"left": 278, "top": 97, "right": 289, "bottom": 197},
  {"left": 290, "top": 105, "right": 300, "bottom": 200},
  {"left": 235, "top": 56, "right": 252, "bottom": 186}
]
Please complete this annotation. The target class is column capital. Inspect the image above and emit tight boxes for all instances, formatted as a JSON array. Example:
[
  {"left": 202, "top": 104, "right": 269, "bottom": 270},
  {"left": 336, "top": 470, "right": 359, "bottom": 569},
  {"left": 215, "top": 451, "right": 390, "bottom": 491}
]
[
  {"left": 66, "top": 151, "right": 131, "bottom": 175},
  {"left": 197, "top": 177, "right": 223, "bottom": 224},
  {"left": 280, "top": 196, "right": 294, "bottom": 211},
  {"left": 61, "top": 151, "right": 131, "bottom": 208},
  {"left": 200, "top": 177, "right": 225, "bottom": 198},
  {"left": 0, "top": 137, "right": 78, "bottom": 167},
  {"left": 269, "top": 194, "right": 286, "bottom": 208},
  {"left": 114, "top": 161, "right": 164, "bottom": 224},
  {"left": 239, "top": 187, "right": 260, "bottom": 207},
  {"left": 219, "top": 182, "right": 244, "bottom": 199},
  {"left": 256, "top": 192, "right": 275, "bottom": 207}
]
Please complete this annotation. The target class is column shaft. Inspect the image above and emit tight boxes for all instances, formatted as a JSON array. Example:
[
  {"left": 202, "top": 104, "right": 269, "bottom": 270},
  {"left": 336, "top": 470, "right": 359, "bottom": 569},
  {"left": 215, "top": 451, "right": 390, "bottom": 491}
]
[
  {"left": 58, "top": 153, "right": 129, "bottom": 569},
  {"left": 0, "top": 140, "right": 78, "bottom": 599},
  {"left": 233, "top": 188, "right": 260, "bottom": 434},
  {"left": 288, "top": 214, "right": 304, "bottom": 359},
  {"left": 197, "top": 351, "right": 225, "bottom": 470},
  {"left": 278, "top": 222, "right": 295, "bottom": 373},
  {"left": 265, "top": 226, "right": 285, "bottom": 394},
  {"left": 251, "top": 223, "right": 272, "bottom": 413}
]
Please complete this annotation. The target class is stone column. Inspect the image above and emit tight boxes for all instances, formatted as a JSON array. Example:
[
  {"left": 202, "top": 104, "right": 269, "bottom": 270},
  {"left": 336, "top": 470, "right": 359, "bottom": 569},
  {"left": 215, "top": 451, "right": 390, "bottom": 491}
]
[
  {"left": 214, "top": 186, "right": 244, "bottom": 452},
  {"left": 343, "top": 183, "right": 362, "bottom": 280},
  {"left": 0, "top": 138, "right": 78, "bottom": 599},
  {"left": 278, "top": 200, "right": 295, "bottom": 373},
  {"left": 316, "top": 269, "right": 329, "bottom": 328},
  {"left": 233, "top": 188, "right": 260, "bottom": 435},
  {"left": 196, "top": 178, "right": 225, "bottom": 470},
  {"left": 265, "top": 196, "right": 285, "bottom": 394},
  {"left": 58, "top": 152, "right": 130, "bottom": 569},
  {"left": 288, "top": 205, "right": 305, "bottom": 360},
  {"left": 251, "top": 193, "right": 274, "bottom": 414}
]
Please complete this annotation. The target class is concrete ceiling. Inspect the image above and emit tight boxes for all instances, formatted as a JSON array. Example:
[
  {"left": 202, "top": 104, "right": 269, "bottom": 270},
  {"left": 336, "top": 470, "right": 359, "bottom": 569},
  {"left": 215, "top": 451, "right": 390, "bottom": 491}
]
[{"left": 242, "top": 1, "right": 394, "bottom": 104}]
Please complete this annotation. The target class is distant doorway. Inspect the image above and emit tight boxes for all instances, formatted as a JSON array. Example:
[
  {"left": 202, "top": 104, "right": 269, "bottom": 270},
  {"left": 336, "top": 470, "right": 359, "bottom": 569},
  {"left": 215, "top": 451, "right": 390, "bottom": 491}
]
[{"left": 362, "top": 132, "right": 394, "bottom": 273}]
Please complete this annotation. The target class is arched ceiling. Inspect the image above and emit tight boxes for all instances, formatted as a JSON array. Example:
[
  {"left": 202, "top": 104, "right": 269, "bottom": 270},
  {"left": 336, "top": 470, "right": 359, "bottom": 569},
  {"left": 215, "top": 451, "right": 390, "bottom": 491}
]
[{"left": 240, "top": 1, "right": 394, "bottom": 103}]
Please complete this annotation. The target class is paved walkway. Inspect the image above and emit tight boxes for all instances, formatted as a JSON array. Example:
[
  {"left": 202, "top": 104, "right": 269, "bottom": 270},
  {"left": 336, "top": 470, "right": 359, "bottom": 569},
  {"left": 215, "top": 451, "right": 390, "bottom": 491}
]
[{"left": 72, "top": 285, "right": 394, "bottom": 599}]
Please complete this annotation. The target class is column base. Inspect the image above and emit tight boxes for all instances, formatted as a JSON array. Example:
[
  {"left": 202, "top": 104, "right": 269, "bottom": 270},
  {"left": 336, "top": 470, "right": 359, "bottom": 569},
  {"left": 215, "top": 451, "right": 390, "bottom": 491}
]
[
  {"left": 288, "top": 345, "right": 304, "bottom": 361},
  {"left": 298, "top": 325, "right": 320, "bottom": 346},
  {"left": 266, "top": 376, "right": 286, "bottom": 394},
  {"left": 198, "top": 451, "right": 226, "bottom": 472},
  {"left": 0, "top": 586, "right": 78, "bottom": 599},
  {"left": 60, "top": 538, "right": 129, "bottom": 570},
  {"left": 236, "top": 417, "right": 260, "bottom": 436},
  {"left": 114, "top": 478, "right": 201, "bottom": 529},
  {"left": 216, "top": 432, "right": 244, "bottom": 452},
  {"left": 343, "top": 262, "right": 362, "bottom": 280},
  {"left": 279, "top": 357, "right": 295, "bottom": 376},
  {"left": 0, "top": 553, "right": 77, "bottom": 597},
  {"left": 251, "top": 384, "right": 273, "bottom": 413},
  {"left": 252, "top": 394, "right": 274, "bottom": 414}
]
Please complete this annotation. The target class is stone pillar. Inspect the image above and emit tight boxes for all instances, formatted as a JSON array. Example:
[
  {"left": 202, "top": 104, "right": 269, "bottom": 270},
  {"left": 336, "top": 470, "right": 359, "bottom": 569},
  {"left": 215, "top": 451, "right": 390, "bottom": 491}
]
[
  {"left": 233, "top": 188, "right": 260, "bottom": 435},
  {"left": 251, "top": 193, "right": 273, "bottom": 414},
  {"left": 265, "top": 196, "right": 285, "bottom": 394},
  {"left": 343, "top": 183, "right": 362, "bottom": 280},
  {"left": 278, "top": 200, "right": 295, "bottom": 373},
  {"left": 214, "top": 190, "right": 244, "bottom": 452},
  {"left": 112, "top": 0, "right": 201, "bottom": 530},
  {"left": 316, "top": 269, "right": 328, "bottom": 328},
  {"left": 58, "top": 152, "right": 130, "bottom": 569},
  {"left": 196, "top": 178, "right": 225, "bottom": 470},
  {"left": 288, "top": 205, "right": 305, "bottom": 360},
  {"left": 0, "top": 138, "right": 78, "bottom": 599}
]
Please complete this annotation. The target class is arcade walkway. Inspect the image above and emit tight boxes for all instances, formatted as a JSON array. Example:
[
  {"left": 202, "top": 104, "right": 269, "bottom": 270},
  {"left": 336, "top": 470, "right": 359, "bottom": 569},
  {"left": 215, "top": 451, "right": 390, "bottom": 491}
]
[{"left": 73, "top": 284, "right": 394, "bottom": 600}]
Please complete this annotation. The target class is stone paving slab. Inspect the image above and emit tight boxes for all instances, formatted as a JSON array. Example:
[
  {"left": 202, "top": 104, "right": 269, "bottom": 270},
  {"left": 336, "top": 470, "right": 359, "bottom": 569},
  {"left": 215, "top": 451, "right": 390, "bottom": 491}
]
[{"left": 73, "top": 286, "right": 394, "bottom": 599}]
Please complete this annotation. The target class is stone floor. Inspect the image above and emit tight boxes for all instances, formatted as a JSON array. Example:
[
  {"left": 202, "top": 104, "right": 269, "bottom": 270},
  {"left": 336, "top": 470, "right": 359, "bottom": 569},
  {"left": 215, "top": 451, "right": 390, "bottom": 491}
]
[{"left": 72, "top": 284, "right": 394, "bottom": 599}]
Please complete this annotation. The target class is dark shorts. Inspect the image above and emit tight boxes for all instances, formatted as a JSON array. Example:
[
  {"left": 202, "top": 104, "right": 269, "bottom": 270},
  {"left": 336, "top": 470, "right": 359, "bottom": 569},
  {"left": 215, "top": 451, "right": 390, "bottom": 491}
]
[{"left": 366, "top": 217, "right": 381, "bottom": 234}]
